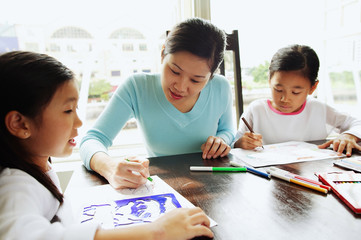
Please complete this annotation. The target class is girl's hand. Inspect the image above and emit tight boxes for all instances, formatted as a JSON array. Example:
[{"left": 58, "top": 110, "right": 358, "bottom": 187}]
[
  {"left": 151, "top": 207, "right": 214, "bottom": 240},
  {"left": 99, "top": 155, "right": 150, "bottom": 189},
  {"left": 234, "top": 132, "right": 263, "bottom": 150},
  {"left": 318, "top": 133, "right": 361, "bottom": 157},
  {"left": 201, "top": 136, "right": 231, "bottom": 159}
]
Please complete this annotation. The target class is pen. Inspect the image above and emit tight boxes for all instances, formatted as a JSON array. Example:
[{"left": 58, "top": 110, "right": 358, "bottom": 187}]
[
  {"left": 125, "top": 159, "right": 153, "bottom": 182},
  {"left": 190, "top": 166, "right": 247, "bottom": 172},
  {"left": 230, "top": 161, "right": 271, "bottom": 179},
  {"left": 269, "top": 167, "right": 331, "bottom": 191},
  {"left": 268, "top": 168, "right": 328, "bottom": 194},
  {"left": 241, "top": 117, "right": 264, "bottom": 149}
]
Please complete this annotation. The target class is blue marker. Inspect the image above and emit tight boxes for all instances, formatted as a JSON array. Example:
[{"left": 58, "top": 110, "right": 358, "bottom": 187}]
[{"left": 230, "top": 161, "right": 271, "bottom": 179}]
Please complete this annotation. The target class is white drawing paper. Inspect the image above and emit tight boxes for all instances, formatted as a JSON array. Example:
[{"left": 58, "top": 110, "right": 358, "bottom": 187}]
[{"left": 231, "top": 141, "right": 344, "bottom": 167}]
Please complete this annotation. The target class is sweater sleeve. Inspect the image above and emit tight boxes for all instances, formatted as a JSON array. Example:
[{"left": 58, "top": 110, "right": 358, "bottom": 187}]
[
  {"left": 326, "top": 103, "right": 361, "bottom": 139},
  {"left": 80, "top": 75, "right": 137, "bottom": 171},
  {"left": 214, "top": 76, "right": 236, "bottom": 145}
]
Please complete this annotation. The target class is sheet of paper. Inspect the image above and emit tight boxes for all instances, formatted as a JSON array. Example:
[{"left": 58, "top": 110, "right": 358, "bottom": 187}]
[
  {"left": 230, "top": 141, "right": 344, "bottom": 167},
  {"left": 65, "top": 175, "right": 217, "bottom": 228}
]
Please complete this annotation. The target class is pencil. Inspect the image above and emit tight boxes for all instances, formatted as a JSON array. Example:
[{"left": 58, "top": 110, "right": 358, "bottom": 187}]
[
  {"left": 241, "top": 117, "right": 264, "bottom": 149},
  {"left": 241, "top": 117, "right": 254, "bottom": 133},
  {"left": 269, "top": 170, "right": 328, "bottom": 194}
]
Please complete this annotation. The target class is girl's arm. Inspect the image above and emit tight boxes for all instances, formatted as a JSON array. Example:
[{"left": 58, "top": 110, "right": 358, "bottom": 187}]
[
  {"left": 318, "top": 104, "right": 361, "bottom": 156},
  {"left": 318, "top": 133, "right": 361, "bottom": 156},
  {"left": 94, "top": 208, "right": 214, "bottom": 240}
]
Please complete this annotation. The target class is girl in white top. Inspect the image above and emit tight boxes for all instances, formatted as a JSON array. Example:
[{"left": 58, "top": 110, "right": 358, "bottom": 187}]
[
  {"left": 0, "top": 51, "right": 213, "bottom": 240},
  {"left": 233, "top": 44, "right": 361, "bottom": 156}
]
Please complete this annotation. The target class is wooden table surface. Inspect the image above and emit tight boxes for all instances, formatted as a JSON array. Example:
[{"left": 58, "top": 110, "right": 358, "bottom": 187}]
[{"left": 66, "top": 151, "right": 361, "bottom": 240}]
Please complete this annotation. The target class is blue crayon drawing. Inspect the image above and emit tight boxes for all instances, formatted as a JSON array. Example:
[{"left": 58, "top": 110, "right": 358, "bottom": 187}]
[{"left": 80, "top": 193, "right": 182, "bottom": 228}]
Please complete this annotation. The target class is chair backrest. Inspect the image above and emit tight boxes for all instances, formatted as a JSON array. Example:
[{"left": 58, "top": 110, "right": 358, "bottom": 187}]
[{"left": 219, "top": 30, "right": 243, "bottom": 126}]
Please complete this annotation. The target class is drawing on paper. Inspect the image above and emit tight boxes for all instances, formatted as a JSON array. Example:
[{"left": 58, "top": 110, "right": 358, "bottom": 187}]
[
  {"left": 118, "top": 180, "right": 154, "bottom": 195},
  {"left": 231, "top": 141, "right": 344, "bottom": 167},
  {"left": 80, "top": 193, "right": 182, "bottom": 229}
]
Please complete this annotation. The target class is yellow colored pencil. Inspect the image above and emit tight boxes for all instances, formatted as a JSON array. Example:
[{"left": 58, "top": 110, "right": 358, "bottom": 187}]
[{"left": 290, "top": 178, "right": 328, "bottom": 194}]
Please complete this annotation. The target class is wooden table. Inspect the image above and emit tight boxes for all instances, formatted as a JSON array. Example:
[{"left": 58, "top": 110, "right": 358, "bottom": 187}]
[{"left": 66, "top": 151, "right": 361, "bottom": 240}]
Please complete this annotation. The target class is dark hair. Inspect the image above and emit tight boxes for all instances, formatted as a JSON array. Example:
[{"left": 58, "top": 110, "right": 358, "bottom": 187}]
[
  {"left": 163, "top": 17, "right": 226, "bottom": 76},
  {"left": 0, "top": 51, "right": 75, "bottom": 203},
  {"left": 269, "top": 44, "right": 320, "bottom": 86}
]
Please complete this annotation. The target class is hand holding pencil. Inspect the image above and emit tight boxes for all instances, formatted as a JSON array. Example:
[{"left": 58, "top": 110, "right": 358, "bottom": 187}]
[{"left": 234, "top": 117, "right": 264, "bottom": 150}]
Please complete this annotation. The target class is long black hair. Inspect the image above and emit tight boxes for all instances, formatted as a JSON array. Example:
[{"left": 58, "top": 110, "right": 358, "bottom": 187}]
[
  {"left": 163, "top": 17, "right": 227, "bottom": 76},
  {"left": 0, "top": 51, "right": 75, "bottom": 203},
  {"left": 269, "top": 44, "right": 320, "bottom": 86}
]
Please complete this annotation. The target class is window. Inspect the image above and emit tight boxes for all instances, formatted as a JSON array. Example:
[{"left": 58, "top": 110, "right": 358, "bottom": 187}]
[
  {"left": 122, "top": 43, "right": 134, "bottom": 52},
  {"left": 211, "top": 0, "right": 361, "bottom": 119},
  {"left": 0, "top": 0, "right": 180, "bottom": 162},
  {"left": 2, "top": 0, "right": 360, "bottom": 163},
  {"left": 139, "top": 43, "right": 147, "bottom": 51}
]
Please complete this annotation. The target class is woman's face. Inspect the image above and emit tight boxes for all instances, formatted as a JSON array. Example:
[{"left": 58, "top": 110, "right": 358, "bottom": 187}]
[
  {"left": 269, "top": 71, "right": 318, "bottom": 113},
  {"left": 161, "top": 51, "right": 212, "bottom": 113}
]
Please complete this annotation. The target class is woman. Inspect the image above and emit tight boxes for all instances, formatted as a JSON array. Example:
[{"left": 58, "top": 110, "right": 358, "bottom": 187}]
[{"left": 80, "top": 18, "right": 235, "bottom": 189}]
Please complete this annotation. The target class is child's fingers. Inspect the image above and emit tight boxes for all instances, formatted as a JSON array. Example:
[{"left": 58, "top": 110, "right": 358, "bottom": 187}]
[
  {"left": 192, "top": 225, "right": 214, "bottom": 239},
  {"left": 317, "top": 140, "right": 332, "bottom": 149},
  {"left": 241, "top": 133, "right": 260, "bottom": 149},
  {"left": 346, "top": 144, "right": 353, "bottom": 157},
  {"left": 247, "top": 132, "right": 263, "bottom": 148}
]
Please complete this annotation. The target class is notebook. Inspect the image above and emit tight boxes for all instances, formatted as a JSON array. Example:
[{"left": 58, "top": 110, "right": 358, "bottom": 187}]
[{"left": 316, "top": 171, "right": 361, "bottom": 214}]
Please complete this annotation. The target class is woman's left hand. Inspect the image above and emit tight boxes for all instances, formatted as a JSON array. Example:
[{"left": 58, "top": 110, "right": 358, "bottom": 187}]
[
  {"left": 318, "top": 133, "right": 361, "bottom": 157},
  {"left": 201, "top": 136, "right": 231, "bottom": 159}
]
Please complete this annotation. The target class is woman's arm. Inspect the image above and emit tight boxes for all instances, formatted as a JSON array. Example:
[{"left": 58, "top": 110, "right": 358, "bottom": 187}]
[{"left": 80, "top": 76, "right": 150, "bottom": 188}]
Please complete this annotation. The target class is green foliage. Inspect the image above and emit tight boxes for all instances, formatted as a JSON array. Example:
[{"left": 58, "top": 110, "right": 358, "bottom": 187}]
[
  {"left": 248, "top": 61, "right": 269, "bottom": 87},
  {"left": 88, "top": 79, "right": 112, "bottom": 101},
  {"left": 329, "top": 71, "right": 354, "bottom": 89}
]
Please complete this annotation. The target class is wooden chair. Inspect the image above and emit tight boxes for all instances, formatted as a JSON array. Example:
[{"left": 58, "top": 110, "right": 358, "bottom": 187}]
[{"left": 219, "top": 30, "right": 243, "bottom": 126}]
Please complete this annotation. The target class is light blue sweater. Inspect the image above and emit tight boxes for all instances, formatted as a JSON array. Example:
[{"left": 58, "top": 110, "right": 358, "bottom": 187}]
[{"left": 80, "top": 73, "right": 235, "bottom": 170}]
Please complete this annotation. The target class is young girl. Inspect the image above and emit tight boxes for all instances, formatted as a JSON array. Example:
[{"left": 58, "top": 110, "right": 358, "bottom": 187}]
[
  {"left": 0, "top": 51, "right": 213, "bottom": 240},
  {"left": 233, "top": 44, "right": 361, "bottom": 156}
]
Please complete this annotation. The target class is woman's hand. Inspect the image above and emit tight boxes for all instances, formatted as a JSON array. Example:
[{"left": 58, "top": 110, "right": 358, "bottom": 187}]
[
  {"left": 201, "top": 136, "right": 231, "bottom": 159},
  {"left": 234, "top": 132, "right": 263, "bottom": 150},
  {"left": 90, "top": 153, "right": 150, "bottom": 189},
  {"left": 151, "top": 207, "right": 214, "bottom": 240},
  {"left": 318, "top": 133, "right": 361, "bottom": 157}
]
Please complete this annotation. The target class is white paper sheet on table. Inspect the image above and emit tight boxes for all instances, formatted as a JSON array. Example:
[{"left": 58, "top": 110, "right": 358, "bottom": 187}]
[
  {"left": 230, "top": 141, "right": 344, "bottom": 168},
  {"left": 65, "top": 175, "right": 217, "bottom": 228}
]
